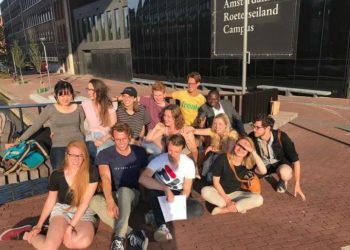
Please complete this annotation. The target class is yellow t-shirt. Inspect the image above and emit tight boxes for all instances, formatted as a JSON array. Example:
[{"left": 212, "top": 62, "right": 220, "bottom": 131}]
[{"left": 172, "top": 90, "right": 206, "bottom": 126}]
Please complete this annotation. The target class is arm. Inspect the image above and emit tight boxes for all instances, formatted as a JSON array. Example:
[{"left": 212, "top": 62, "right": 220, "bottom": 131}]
[
  {"left": 293, "top": 160, "right": 306, "bottom": 201},
  {"left": 193, "top": 128, "right": 212, "bottom": 136},
  {"left": 139, "top": 168, "right": 174, "bottom": 202},
  {"left": 183, "top": 132, "right": 198, "bottom": 164},
  {"left": 20, "top": 106, "right": 51, "bottom": 141},
  {"left": 99, "top": 165, "right": 119, "bottom": 218},
  {"left": 95, "top": 109, "right": 117, "bottom": 147},
  {"left": 181, "top": 178, "right": 193, "bottom": 198},
  {"left": 78, "top": 105, "right": 86, "bottom": 135},
  {"left": 252, "top": 151, "right": 267, "bottom": 175},
  {"left": 145, "top": 123, "right": 165, "bottom": 149},
  {"left": 212, "top": 176, "right": 233, "bottom": 207}
]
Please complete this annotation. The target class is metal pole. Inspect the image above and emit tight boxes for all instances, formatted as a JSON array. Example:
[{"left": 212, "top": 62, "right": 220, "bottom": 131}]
[
  {"left": 41, "top": 40, "right": 51, "bottom": 91},
  {"left": 242, "top": 0, "right": 249, "bottom": 95}
]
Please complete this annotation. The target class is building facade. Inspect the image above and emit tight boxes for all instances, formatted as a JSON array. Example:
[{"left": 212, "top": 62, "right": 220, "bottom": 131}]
[{"left": 128, "top": 0, "right": 350, "bottom": 98}]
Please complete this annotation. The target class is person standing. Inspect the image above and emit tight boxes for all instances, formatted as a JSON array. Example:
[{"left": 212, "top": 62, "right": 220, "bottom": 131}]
[{"left": 89, "top": 122, "right": 148, "bottom": 250}]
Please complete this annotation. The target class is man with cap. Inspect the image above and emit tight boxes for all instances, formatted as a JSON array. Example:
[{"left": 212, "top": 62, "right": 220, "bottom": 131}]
[{"left": 117, "top": 87, "right": 151, "bottom": 145}]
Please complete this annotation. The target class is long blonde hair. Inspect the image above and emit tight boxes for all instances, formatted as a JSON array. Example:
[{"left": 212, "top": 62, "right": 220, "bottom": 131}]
[
  {"left": 227, "top": 136, "right": 256, "bottom": 170},
  {"left": 62, "top": 140, "right": 90, "bottom": 208},
  {"left": 210, "top": 113, "right": 238, "bottom": 152}
]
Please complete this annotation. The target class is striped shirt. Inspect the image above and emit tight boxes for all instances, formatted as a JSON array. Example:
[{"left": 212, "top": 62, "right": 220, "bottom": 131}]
[{"left": 117, "top": 105, "right": 151, "bottom": 138}]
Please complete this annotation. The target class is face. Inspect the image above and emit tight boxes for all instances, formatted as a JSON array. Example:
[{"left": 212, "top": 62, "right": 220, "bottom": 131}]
[
  {"left": 167, "top": 143, "right": 183, "bottom": 163},
  {"left": 57, "top": 91, "right": 73, "bottom": 106},
  {"left": 122, "top": 94, "right": 136, "bottom": 108},
  {"left": 86, "top": 82, "right": 96, "bottom": 100},
  {"left": 233, "top": 139, "right": 250, "bottom": 157},
  {"left": 213, "top": 118, "right": 227, "bottom": 135},
  {"left": 163, "top": 110, "right": 175, "bottom": 127},
  {"left": 152, "top": 90, "right": 165, "bottom": 105},
  {"left": 113, "top": 131, "right": 130, "bottom": 151},
  {"left": 207, "top": 93, "right": 220, "bottom": 109},
  {"left": 187, "top": 77, "right": 200, "bottom": 93},
  {"left": 66, "top": 146, "right": 84, "bottom": 168},
  {"left": 252, "top": 121, "right": 267, "bottom": 138}
]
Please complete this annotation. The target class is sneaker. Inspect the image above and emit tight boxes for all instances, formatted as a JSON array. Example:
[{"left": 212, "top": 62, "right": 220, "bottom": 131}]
[
  {"left": 110, "top": 236, "right": 125, "bottom": 250},
  {"left": 128, "top": 230, "right": 149, "bottom": 250},
  {"left": 153, "top": 224, "right": 172, "bottom": 242},
  {"left": 144, "top": 210, "right": 155, "bottom": 225},
  {"left": 0, "top": 225, "right": 32, "bottom": 241},
  {"left": 276, "top": 180, "right": 288, "bottom": 193}
]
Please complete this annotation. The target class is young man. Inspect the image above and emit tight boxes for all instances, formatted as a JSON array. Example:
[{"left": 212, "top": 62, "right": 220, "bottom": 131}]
[
  {"left": 117, "top": 87, "right": 151, "bottom": 144},
  {"left": 139, "top": 81, "right": 169, "bottom": 131},
  {"left": 139, "top": 134, "right": 204, "bottom": 242},
  {"left": 248, "top": 114, "right": 306, "bottom": 201},
  {"left": 197, "top": 89, "right": 245, "bottom": 135},
  {"left": 170, "top": 72, "right": 206, "bottom": 126},
  {"left": 89, "top": 123, "right": 149, "bottom": 250}
]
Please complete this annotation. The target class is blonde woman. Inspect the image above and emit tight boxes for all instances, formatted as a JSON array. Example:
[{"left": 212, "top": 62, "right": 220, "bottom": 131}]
[
  {"left": 187, "top": 113, "right": 239, "bottom": 179},
  {"left": 201, "top": 136, "right": 266, "bottom": 215},
  {"left": 23, "top": 140, "right": 98, "bottom": 249}
]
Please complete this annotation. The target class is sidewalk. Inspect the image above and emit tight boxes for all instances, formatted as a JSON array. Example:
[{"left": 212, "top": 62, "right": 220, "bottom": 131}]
[{"left": 0, "top": 73, "right": 350, "bottom": 249}]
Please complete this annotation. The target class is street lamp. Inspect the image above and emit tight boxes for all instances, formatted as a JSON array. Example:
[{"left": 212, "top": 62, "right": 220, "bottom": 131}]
[{"left": 39, "top": 37, "right": 51, "bottom": 91}]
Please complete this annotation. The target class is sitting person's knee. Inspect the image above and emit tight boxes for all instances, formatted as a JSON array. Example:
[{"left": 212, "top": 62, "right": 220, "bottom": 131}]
[
  {"left": 278, "top": 165, "right": 293, "bottom": 181},
  {"left": 200, "top": 186, "right": 212, "bottom": 199}
]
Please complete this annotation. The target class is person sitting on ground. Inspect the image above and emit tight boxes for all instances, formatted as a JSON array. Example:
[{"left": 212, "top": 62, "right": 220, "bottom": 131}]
[
  {"left": 23, "top": 140, "right": 98, "bottom": 249},
  {"left": 201, "top": 136, "right": 266, "bottom": 215},
  {"left": 168, "top": 72, "right": 206, "bottom": 126},
  {"left": 186, "top": 113, "right": 239, "bottom": 179},
  {"left": 248, "top": 114, "right": 306, "bottom": 200},
  {"left": 144, "top": 104, "right": 199, "bottom": 176},
  {"left": 196, "top": 89, "right": 245, "bottom": 135},
  {"left": 116, "top": 87, "right": 151, "bottom": 145},
  {"left": 6, "top": 80, "right": 85, "bottom": 169},
  {"left": 139, "top": 134, "right": 204, "bottom": 242},
  {"left": 82, "top": 78, "right": 117, "bottom": 162},
  {"left": 89, "top": 122, "right": 149, "bottom": 250}
]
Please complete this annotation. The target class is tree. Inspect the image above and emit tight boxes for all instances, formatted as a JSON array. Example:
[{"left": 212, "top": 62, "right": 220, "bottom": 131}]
[
  {"left": 11, "top": 40, "right": 25, "bottom": 84},
  {"left": 29, "top": 40, "right": 44, "bottom": 90}
]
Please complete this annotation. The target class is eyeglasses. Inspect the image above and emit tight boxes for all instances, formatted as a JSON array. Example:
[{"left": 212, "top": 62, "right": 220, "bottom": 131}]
[
  {"left": 251, "top": 124, "right": 264, "bottom": 130},
  {"left": 85, "top": 88, "right": 95, "bottom": 92},
  {"left": 66, "top": 153, "right": 84, "bottom": 159}
]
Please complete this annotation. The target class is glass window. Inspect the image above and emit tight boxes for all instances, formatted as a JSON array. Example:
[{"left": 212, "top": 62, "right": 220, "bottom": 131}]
[
  {"left": 94, "top": 15, "right": 99, "bottom": 41},
  {"left": 107, "top": 11, "right": 113, "bottom": 40},
  {"left": 123, "top": 6, "right": 129, "bottom": 38},
  {"left": 115, "top": 9, "right": 121, "bottom": 39},
  {"left": 100, "top": 13, "right": 106, "bottom": 41},
  {"left": 88, "top": 17, "right": 93, "bottom": 41}
]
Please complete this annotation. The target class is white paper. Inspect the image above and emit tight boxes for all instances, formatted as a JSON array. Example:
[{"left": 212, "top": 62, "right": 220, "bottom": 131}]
[{"left": 158, "top": 195, "right": 187, "bottom": 222}]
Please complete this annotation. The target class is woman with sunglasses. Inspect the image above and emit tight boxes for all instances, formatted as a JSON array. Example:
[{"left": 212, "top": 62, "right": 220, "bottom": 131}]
[
  {"left": 8, "top": 80, "right": 85, "bottom": 169},
  {"left": 201, "top": 136, "right": 267, "bottom": 215},
  {"left": 23, "top": 140, "right": 98, "bottom": 249},
  {"left": 82, "top": 79, "right": 116, "bottom": 162}
]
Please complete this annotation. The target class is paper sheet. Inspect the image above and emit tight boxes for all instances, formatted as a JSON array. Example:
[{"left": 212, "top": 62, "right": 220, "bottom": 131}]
[{"left": 158, "top": 195, "right": 187, "bottom": 222}]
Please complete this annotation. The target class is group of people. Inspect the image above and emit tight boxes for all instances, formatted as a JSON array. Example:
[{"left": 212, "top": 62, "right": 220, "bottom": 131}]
[{"left": 1, "top": 72, "right": 306, "bottom": 250}]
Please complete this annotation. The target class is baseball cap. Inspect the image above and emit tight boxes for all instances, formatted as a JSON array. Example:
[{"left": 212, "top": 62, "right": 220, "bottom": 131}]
[{"left": 121, "top": 87, "right": 137, "bottom": 97}]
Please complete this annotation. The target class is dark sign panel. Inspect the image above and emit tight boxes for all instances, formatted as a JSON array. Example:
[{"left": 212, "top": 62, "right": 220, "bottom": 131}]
[{"left": 212, "top": 0, "right": 300, "bottom": 58}]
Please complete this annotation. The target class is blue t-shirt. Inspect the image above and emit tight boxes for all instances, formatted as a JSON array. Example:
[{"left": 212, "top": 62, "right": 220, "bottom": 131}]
[{"left": 96, "top": 145, "right": 148, "bottom": 189}]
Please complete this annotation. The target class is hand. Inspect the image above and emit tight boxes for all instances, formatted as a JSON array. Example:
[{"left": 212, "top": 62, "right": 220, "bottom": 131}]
[
  {"left": 205, "top": 146, "right": 213, "bottom": 155},
  {"left": 224, "top": 196, "right": 233, "bottom": 207},
  {"left": 64, "top": 225, "right": 74, "bottom": 241},
  {"left": 294, "top": 184, "right": 306, "bottom": 201},
  {"left": 25, "top": 225, "right": 41, "bottom": 244},
  {"left": 164, "top": 187, "right": 175, "bottom": 202},
  {"left": 107, "top": 200, "right": 119, "bottom": 218},
  {"left": 5, "top": 143, "right": 16, "bottom": 149},
  {"left": 94, "top": 139, "right": 103, "bottom": 147},
  {"left": 226, "top": 202, "right": 238, "bottom": 213}
]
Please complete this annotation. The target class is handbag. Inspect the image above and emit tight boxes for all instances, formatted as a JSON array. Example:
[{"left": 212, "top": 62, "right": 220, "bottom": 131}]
[
  {"left": 226, "top": 153, "right": 261, "bottom": 194},
  {"left": 1, "top": 139, "right": 49, "bottom": 175}
]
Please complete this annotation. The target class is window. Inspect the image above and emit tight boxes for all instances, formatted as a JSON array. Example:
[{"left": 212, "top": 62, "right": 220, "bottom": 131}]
[
  {"left": 88, "top": 17, "right": 93, "bottom": 41},
  {"left": 123, "top": 7, "right": 129, "bottom": 38},
  {"left": 107, "top": 11, "right": 113, "bottom": 40},
  {"left": 115, "top": 9, "right": 121, "bottom": 39},
  {"left": 100, "top": 13, "right": 106, "bottom": 41},
  {"left": 94, "top": 15, "right": 99, "bottom": 41}
]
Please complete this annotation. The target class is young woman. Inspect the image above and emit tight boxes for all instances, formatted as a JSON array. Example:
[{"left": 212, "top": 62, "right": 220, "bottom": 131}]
[
  {"left": 145, "top": 104, "right": 199, "bottom": 176},
  {"left": 12, "top": 80, "right": 85, "bottom": 169},
  {"left": 82, "top": 79, "right": 117, "bottom": 161},
  {"left": 201, "top": 136, "right": 267, "bottom": 215},
  {"left": 23, "top": 140, "right": 98, "bottom": 250},
  {"left": 187, "top": 113, "right": 239, "bottom": 179}
]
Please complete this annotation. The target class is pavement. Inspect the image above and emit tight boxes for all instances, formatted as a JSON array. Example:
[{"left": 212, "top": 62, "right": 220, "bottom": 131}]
[{"left": 0, "top": 73, "right": 350, "bottom": 250}]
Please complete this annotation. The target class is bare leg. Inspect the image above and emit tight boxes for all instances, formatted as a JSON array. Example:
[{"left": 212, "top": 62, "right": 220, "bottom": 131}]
[
  {"left": 63, "top": 221, "right": 95, "bottom": 249},
  {"left": 276, "top": 164, "right": 293, "bottom": 181},
  {"left": 27, "top": 216, "right": 67, "bottom": 250}
]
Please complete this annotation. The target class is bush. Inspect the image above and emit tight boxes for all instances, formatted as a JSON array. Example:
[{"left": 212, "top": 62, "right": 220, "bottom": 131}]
[{"left": 0, "top": 72, "right": 11, "bottom": 79}]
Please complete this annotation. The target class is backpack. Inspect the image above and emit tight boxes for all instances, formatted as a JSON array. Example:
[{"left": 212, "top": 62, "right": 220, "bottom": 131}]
[
  {"left": 0, "top": 113, "right": 16, "bottom": 146},
  {"left": 0, "top": 139, "right": 49, "bottom": 175}
]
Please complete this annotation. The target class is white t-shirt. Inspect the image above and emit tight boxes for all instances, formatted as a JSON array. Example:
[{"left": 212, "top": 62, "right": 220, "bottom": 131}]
[{"left": 147, "top": 153, "right": 196, "bottom": 191}]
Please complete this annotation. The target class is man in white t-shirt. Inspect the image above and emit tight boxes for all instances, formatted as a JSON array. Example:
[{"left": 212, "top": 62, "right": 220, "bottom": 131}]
[{"left": 139, "top": 134, "right": 204, "bottom": 242}]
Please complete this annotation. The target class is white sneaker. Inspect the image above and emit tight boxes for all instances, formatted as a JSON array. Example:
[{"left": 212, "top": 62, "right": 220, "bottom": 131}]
[{"left": 154, "top": 224, "right": 173, "bottom": 242}]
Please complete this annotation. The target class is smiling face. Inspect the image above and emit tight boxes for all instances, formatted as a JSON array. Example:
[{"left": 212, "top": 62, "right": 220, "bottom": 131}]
[
  {"left": 233, "top": 138, "right": 251, "bottom": 158},
  {"left": 66, "top": 146, "right": 85, "bottom": 168},
  {"left": 57, "top": 91, "right": 73, "bottom": 106},
  {"left": 207, "top": 92, "right": 220, "bottom": 109},
  {"left": 187, "top": 77, "right": 200, "bottom": 93},
  {"left": 113, "top": 130, "right": 131, "bottom": 152},
  {"left": 86, "top": 82, "right": 96, "bottom": 100},
  {"left": 152, "top": 90, "right": 166, "bottom": 105},
  {"left": 213, "top": 117, "right": 227, "bottom": 135},
  {"left": 163, "top": 109, "right": 175, "bottom": 127},
  {"left": 167, "top": 142, "right": 183, "bottom": 164},
  {"left": 122, "top": 93, "right": 136, "bottom": 108}
]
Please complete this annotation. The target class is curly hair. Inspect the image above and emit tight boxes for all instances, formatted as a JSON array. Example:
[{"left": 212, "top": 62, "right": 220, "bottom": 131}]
[
  {"left": 161, "top": 104, "right": 185, "bottom": 130},
  {"left": 89, "top": 79, "right": 113, "bottom": 127}
]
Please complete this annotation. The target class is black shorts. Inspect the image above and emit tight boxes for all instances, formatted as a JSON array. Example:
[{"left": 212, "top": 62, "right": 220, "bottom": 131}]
[{"left": 257, "top": 161, "right": 292, "bottom": 178}]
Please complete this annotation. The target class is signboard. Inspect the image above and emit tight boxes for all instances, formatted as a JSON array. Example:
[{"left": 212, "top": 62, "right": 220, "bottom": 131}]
[{"left": 212, "top": 0, "right": 300, "bottom": 58}]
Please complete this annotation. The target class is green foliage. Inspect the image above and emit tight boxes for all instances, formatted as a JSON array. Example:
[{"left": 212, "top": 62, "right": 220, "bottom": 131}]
[
  {"left": 29, "top": 40, "right": 42, "bottom": 73},
  {"left": 11, "top": 40, "right": 25, "bottom": 84}
]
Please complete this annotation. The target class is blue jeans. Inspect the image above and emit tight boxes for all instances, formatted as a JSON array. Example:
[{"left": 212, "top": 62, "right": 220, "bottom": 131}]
[{"left": 50, "top": 147, "right": 66, "bottom": 169}]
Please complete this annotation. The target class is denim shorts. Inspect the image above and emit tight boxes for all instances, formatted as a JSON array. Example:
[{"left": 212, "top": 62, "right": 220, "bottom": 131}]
[{"left": 50, "top": 203, "right": 97, "bottom": 224}]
